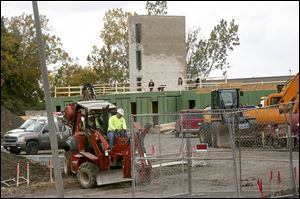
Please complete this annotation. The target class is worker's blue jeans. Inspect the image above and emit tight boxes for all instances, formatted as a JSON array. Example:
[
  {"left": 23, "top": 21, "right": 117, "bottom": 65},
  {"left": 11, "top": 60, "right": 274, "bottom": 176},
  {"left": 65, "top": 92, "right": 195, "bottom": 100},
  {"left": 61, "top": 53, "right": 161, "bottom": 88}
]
[{"left": 108, "top": 129, "right": 127, "bottom": 148}]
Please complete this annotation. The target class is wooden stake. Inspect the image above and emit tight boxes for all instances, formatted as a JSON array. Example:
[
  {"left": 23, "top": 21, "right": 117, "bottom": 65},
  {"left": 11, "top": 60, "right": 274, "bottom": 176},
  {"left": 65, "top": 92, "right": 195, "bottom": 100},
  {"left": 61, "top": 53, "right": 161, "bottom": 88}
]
[
  {"left": 16, "top": 163, "right": 19, "bottom": 188},
  {"left": 26, "top": 162, "right": 30, "bottom": 186}
]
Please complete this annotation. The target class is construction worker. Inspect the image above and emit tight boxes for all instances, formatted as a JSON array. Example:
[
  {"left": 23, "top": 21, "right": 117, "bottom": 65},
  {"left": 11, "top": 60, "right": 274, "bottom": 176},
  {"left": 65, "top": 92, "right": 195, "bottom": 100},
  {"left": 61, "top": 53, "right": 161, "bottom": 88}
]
[
  {"left": 148, "top": 79, "right": 155, "bottom": 92},
  {"left": 107, "top": 108, "right": 127, "bottom": 149},
  {"left": 94, "top": 115, "right": 101, "bottom": 131}
]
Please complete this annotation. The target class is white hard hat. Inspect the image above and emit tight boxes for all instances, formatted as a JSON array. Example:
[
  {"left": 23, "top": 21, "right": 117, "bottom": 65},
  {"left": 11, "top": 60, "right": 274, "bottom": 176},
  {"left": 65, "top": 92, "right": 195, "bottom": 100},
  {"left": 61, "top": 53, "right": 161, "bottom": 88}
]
[{"left": 117, "top": 108, "right": 124, "bottom": 116}]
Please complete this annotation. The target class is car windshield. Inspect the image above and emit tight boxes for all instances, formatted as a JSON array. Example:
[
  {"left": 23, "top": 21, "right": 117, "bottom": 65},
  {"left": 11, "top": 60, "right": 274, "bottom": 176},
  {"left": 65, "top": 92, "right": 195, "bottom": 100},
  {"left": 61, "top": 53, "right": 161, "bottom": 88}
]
[
  {"left": 20, "top": 118, "right": 37, "bottom": 129},
  {"left": 25, "top": 122, "right": 45, "bottom": 132}
]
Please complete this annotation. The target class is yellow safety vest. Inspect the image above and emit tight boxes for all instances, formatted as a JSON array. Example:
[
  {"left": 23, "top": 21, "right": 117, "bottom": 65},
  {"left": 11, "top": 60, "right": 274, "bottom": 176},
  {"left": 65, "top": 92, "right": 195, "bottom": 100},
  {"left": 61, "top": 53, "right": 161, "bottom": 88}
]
[{"left": 95, "top": 117, "right": 101, "bottom": 129}]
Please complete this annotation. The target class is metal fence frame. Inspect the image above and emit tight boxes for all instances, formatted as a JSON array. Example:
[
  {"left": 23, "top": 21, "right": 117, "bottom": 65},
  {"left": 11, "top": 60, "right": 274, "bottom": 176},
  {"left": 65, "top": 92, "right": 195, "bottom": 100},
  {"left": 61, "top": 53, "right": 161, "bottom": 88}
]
[{"left": 129, "top": 102, "right": 299, "bottom": 198}]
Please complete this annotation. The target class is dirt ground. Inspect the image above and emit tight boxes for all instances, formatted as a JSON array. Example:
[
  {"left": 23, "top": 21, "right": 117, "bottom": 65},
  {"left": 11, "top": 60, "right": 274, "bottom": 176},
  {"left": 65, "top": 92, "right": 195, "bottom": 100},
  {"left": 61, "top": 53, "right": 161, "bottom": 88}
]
[
  {"left": 1, "top": 134, "right": 299, "bottom": 198},
  {"left": 1, "top": 106, "right": 298, "bottom": 197},
  {"left": 1, "top": 152, "right": 49, "bottom": 182},
  {"left": 1, "top": 106, "right": 24, "bottom": 142}
]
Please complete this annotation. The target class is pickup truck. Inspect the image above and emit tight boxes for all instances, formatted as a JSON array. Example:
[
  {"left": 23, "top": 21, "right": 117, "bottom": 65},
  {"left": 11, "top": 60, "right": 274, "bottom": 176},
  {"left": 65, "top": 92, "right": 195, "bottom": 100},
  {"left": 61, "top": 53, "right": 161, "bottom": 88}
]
[
  {"left": 3, "top": 116, "right": 71, "bottom": 155},
  {"left": 5, "top": 116, "right": 39, "bottom": 135},
  {"left": 175, "top": 109, "right": 205, "bottom": 137}
]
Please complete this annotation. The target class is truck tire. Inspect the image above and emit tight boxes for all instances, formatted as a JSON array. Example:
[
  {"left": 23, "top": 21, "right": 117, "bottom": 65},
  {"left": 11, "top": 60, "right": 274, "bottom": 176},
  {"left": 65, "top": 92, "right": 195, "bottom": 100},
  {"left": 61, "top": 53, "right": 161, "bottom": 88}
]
[
  {"left": 9, "top": 149, "right": 21, "bottom": 155},
  {"left": 63, "top": 151, "right": 72, "bottom": 176},
  {"left": 25, "top": 141, "right": 39, "bottom": 155},
  {"left": 77, "top": 162, "right": 99, "bottom": 189}
]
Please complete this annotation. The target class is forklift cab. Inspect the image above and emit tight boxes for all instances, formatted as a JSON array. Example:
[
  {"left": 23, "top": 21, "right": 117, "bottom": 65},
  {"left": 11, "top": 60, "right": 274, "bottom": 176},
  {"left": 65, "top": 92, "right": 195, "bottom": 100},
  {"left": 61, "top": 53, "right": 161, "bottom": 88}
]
[{"left": 211, "top": 88, "right": 243, "bottom": 110}]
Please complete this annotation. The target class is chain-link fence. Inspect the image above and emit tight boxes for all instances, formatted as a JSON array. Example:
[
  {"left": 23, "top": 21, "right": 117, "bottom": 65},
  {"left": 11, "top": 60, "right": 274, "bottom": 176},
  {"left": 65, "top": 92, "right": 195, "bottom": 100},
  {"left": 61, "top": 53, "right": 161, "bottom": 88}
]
[
  {"left": 130, "top": 112, "right": 239, "bottom": 198},
  {"left": 235, "top": 102, "right": 299, "bottom": 198},
  {"left": 130, "top": 102, "right": 299, "bottom": 198}
]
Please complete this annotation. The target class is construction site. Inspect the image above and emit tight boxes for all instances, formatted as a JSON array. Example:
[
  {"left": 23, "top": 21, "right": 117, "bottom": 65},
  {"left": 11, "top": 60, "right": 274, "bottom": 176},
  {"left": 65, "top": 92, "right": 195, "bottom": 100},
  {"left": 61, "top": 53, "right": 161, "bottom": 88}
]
[
  {"left": 1, "top": 2, "right": 299, "bottom": 198},
  {"left": 1, "top": 71, "right": 299, "bottom": 198}
]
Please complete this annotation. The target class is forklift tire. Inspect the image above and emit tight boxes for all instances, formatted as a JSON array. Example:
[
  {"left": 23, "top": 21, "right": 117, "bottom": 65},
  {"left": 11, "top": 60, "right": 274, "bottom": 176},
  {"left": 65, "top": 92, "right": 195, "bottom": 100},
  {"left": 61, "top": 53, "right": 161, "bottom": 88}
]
[
  {"left": 63, "top": 151, "right": 71, "bottom": 176},
  {"left": 201, "top": 123, "right": 212, "bottom": 146},
  {"left": 77, "top": 162, "right": 99, "bottom": 189},
  {"left": 211, "top": 121, "right": 220, "bottom": 148}
]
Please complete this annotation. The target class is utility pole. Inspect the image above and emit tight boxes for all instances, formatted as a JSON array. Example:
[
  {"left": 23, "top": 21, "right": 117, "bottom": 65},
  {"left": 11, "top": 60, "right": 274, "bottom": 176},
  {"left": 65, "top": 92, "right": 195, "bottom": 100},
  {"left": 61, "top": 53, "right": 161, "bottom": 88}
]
[{"left": 32, "top": 1, "right": 64, "bottom": 197}]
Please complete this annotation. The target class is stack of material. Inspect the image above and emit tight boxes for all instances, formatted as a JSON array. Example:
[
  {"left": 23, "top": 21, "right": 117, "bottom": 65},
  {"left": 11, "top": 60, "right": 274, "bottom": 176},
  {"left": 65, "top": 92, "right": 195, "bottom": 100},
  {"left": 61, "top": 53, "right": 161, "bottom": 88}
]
[{"left": 154, "top": 122, "right": 175, "bottom": 134}]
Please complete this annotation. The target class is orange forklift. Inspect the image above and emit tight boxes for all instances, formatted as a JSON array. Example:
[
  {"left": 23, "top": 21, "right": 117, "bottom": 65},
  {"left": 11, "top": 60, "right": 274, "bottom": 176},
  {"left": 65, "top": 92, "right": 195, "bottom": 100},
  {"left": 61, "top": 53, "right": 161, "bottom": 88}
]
[{"left": 63, "top": 100, "right": 152, "bottom": 188}]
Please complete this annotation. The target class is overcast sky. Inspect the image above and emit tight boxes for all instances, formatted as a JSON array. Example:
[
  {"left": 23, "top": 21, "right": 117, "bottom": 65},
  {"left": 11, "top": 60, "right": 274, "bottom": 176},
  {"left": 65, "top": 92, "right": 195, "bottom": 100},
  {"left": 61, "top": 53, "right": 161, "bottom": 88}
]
[{"left": 1, "top": 1, "right": 299, "bottom": 79}]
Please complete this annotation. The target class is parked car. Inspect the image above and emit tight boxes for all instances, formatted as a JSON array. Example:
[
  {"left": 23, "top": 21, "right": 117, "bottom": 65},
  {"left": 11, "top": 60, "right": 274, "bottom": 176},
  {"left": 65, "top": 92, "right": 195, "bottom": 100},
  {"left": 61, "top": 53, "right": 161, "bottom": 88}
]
[
  {"left": 3, "top": 116, "right": 71, "bottom": 155},
  {"left": 175, "top": 109, "right": 205, "bottom": 137}
]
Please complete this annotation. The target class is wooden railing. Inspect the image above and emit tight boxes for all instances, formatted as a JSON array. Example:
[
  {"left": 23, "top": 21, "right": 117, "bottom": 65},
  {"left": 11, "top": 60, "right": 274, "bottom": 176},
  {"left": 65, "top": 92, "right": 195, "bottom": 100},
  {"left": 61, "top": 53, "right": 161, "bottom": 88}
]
[
  {"left": 54, "top": 80, "right": 286, "bottom": 97},
  {"left": 54, "top": 84, "right": 145, "bottom": 97}
]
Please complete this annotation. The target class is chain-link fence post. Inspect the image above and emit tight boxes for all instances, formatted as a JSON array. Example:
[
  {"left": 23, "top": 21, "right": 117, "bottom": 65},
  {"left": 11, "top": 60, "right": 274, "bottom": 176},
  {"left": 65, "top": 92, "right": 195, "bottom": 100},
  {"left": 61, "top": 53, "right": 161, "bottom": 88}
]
[
  {"left": 180, "top": 113, "right": 185, "bottom": 194},
  {"left": 288, "top": 103, "right": 296, "bottom": 193},
  {"left": 158, "top": 115, "right": 163, "bottom": 198},
  {"left": 130, "top": 114, "right": 136, "bottom": 198},
  {"left": 187, "top": 111, "right": 192, "bottom": 195},
  {"left": 237, "top": 137, "right": 242, "bottom": 195},
  {"left": 228, "top": 113, "right": 240, "bottom": 198}
]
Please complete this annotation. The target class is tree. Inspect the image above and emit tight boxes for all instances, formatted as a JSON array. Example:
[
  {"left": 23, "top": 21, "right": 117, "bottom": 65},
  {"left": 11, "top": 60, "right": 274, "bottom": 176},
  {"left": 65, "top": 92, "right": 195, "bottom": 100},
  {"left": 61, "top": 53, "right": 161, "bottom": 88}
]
[
  {"left": 146, "top": 1, "right": 168, "bottom": 15},
  {"left": 1, "top": 14, "right": 70, "bottom": 115},
  {"left": 52, "top": 60, "right": 97, "bottom": 87},
  {"left": 87, "top": 9, "right": 136, "bottom": 85},
  {"left": 186, "top": 19, "right": 240, "bottom": 79}
]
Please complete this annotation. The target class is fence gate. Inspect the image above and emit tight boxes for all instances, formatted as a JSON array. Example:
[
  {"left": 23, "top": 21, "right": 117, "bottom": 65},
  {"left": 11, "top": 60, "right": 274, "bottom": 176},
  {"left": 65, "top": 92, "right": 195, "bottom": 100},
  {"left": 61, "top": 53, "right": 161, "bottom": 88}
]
[{"left": 130, "top": 112, "right": 239, "bottom": 198}]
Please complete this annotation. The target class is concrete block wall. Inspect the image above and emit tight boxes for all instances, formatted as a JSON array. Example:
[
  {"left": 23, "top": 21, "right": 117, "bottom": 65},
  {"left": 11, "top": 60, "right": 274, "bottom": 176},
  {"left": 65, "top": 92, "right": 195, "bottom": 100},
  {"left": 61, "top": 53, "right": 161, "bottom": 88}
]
[{"left": 129, "top": 15, "right": 186, "bottom": 92}]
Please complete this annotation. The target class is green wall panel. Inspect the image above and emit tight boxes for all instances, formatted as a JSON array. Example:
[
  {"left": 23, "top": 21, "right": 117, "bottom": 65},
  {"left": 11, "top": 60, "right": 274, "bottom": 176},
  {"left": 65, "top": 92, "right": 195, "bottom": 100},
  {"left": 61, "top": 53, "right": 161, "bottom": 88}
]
[
  {"left": 136, "top": 97, "right": 151, "bottom": 126},
  {"left": 52, "top": 89, "right": 277, "bottom": 126}
]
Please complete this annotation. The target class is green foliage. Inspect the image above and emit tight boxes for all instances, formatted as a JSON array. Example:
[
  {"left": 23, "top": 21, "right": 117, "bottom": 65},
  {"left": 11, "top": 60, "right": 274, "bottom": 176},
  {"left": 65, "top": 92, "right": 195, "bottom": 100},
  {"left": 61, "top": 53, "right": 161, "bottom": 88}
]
[
  {"left": 87, "top": 9, "right": 136, "bottom": 85},
  {"left": 146, "top": 1, "right": 168, "bottom": 15},
  {"left": 52, "top": 61, "right": 97, "bottom": 87},
  {"left": 1, "top": 14, "right": 69, "bottom": 115},
  {"left": 186, "top": 19, "right": 240, "bottom": 79}
]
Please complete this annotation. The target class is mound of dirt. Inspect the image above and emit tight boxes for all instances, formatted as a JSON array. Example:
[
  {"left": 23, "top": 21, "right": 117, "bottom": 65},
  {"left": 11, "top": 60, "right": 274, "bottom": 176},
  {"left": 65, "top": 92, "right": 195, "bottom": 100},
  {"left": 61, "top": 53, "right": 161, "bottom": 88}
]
[
  {"left": 1, "top": 106, "right": 24, "bottom": 142},
  {"left": 1, "top": 152, "right": 50, "bottom": 182}
]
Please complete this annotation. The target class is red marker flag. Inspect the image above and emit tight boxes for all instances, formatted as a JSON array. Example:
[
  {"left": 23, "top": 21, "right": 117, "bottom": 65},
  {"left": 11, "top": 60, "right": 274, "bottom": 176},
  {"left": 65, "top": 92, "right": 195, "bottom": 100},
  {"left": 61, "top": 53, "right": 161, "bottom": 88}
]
[
  {"left": 278, "top": 171, "right": 282, "bottom": 184},
  {"left": 16, "top": 163, "right": 19, "bottom": 175},
  {"left": 151, "top": 144, "right": 156, "bottom": 158},
  {"left": 25, "top": 162, "right": 29, "bottom": 172},
  {"left": 268, "top": 170, "right": 273, "bottom": 184},
  {"left": 259, "top": 179, "right": 264, "bottom": 198},
  {"left": 294, "top": 166, "right": 297, "bottom": 179}
]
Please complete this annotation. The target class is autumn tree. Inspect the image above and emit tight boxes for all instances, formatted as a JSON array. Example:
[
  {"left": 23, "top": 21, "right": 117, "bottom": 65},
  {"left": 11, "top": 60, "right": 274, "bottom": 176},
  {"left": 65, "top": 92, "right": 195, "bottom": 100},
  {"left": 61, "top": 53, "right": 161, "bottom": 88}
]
[
  {"left": 186, "top": 19, "right": 240, "bottom": 79},
  {"left": 52, "top": 60, "right": 97, "bottom": 87},
  {"left": 1, "top": 14, "right": 69, "bottom": 115},
  {"left": 88, "top": 9, "right": 136, "bottom": 85},
  {"left": 146, "top": 1, "right": 168, "bottom": 15}
]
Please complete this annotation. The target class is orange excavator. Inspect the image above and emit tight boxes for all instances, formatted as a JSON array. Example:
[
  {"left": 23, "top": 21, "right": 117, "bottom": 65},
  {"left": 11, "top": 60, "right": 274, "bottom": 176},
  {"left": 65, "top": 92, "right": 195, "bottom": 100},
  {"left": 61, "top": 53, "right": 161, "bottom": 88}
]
[
  {"left": 245, "top": 73, "right": 299, "bottom": 147},
  {"left": 63, "top": 83, "right": 152, "bottom": 188}
]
